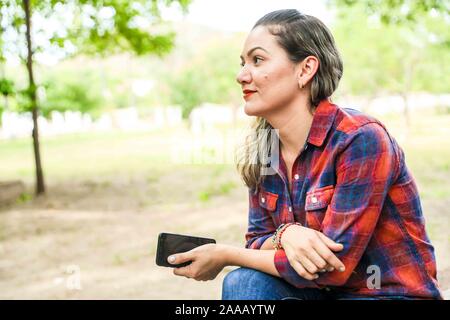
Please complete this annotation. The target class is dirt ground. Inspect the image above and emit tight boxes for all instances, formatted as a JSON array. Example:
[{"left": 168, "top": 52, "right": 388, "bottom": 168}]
[
  {"left": 0, "top": 179, "right": 449, "bottom": 299},
  {"left": 0, "top": 180, "right": 250, "bottom": 299}
]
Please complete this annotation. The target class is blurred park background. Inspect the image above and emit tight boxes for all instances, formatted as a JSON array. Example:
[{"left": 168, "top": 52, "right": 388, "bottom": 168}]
[{"left": 0, "top": 0, "right": 449, "bottom": 299}]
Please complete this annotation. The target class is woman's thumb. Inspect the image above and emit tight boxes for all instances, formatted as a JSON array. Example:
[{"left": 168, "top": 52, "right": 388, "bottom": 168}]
[{"left": 168, "top": 251, "right": 194, "bottom": 264}]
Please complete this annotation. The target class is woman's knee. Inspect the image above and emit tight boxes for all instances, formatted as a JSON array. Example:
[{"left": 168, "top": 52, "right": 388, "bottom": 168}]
[
  {"left": 221, "top": 267, "right": 280, "bottom": 300},
  {"left": 222, "top": 267, "right": 258, "bottom": 291},
  {"left": 222, "top": 267, "right": 328, "bottom": 300}
]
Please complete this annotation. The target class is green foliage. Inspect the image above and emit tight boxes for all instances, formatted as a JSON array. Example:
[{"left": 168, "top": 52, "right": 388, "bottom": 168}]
[
  {"left": 331, "top": 0, "right": 449, "bottom": 25},
  {"left": 332, "top": 2, "right": 450, "bottom": 96},
  {"left": 166, "top": 67, "right": 203, "bottom": 118},
  {"left": 0, "top": 0, "right": 193, "bottom": 115},
  {"left": 70, "top": 1, "right": 180, "bottom": 57},
  {"left": 15, "top": 86, "right": 35, "bottom": 112},
  {"left": 16, "top": 192, "right": 32, "bottom": 204},
  {"left": 197, "top": 181, "right": 237, "bottom": 203},
  {"left": 0, "top": 78, "right": 15, "bottom": 97},
  {"left": 166, "top": 37, "right": 242, "bottom": 118},
  {"left": 40, "top": 72, "right": 103, "bottom": 117},
  {"left": 0, "top": 77, "right": 14, "bottom": 123}
]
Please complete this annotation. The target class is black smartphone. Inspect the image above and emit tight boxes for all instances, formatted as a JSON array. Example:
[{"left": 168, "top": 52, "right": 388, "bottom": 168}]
[{"left": 155, "top": 232, "right": 216, "bottom": 268}]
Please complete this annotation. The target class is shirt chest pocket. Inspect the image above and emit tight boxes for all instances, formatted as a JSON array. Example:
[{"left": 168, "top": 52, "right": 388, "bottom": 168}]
[
  {"left": 305, "top": 185, "right": 335, "bottom": 231},
  {"left": 259, "top": 190, "right": 279, "bottom": 211}
]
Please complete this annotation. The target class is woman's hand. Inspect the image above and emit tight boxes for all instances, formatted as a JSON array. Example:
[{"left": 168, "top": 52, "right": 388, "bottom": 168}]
[
  {"left": 168, "top": 243, "right": 226, "bottom": 281},
  {"left": 280, "top": 225, "right": 345, "bottom": 281}
]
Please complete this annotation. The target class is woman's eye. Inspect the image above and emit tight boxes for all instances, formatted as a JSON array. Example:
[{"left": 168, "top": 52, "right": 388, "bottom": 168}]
[
  {"left": 239, "top": 56, "right": 262, "bottom": 67},
  {"left": 253, "top": 56, "right": 262, "bottom": 64}
]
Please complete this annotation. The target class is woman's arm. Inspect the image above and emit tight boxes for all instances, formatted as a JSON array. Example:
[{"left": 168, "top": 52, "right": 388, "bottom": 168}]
[
  {"left": 168, "top": 243, "right": 280, "bottom": 281},
  {"left": 245, "top": 188, "right": 277, "bottom": 249},
  {"left": 220, "top": 244, "right": 280, "bottom": 277}
]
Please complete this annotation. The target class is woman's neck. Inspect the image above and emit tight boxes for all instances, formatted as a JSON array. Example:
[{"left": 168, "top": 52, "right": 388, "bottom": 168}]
[{"left": 265, "top": 95, "right": 314, "bottom": 159}]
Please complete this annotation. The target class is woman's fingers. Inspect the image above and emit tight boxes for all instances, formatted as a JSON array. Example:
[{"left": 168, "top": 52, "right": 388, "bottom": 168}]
[
  {"left": 284, "top": 245, "right": 319, "bottom": 280},
  {"left": 313, "top": 238, "right": 345, "bottom": 272},
  {"left": 290, "top": 259, "right": 319, "bottom": 281},
  {"left": 173, "top": 263, "right": 193, "bottom": 278},
  {"left": 297, "top": 254, "right": 321, "bottom": 275},
  {"left": 305, "top": 249, "right": 328, "bottom": 271},
  {"left": 317, "top": 232, "right": 344, "bottom": 252},
  {"left": 283, "top": 228, "right": 346, "bottom": 278}
]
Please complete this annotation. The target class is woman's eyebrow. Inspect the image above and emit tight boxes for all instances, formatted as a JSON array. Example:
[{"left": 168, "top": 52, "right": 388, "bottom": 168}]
[{"left": 240, "top": 46, "right": 269, "bottom": 60}]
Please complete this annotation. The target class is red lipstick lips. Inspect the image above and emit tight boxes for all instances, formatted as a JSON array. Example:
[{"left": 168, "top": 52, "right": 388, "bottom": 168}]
[{"left": 243, "top": 89, "right": 256, "bottom": 99}]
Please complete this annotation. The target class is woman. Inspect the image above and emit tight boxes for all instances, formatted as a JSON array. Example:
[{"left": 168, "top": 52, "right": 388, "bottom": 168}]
[{"left": 168, "top": 9, "right": 442, "bottom": 300}]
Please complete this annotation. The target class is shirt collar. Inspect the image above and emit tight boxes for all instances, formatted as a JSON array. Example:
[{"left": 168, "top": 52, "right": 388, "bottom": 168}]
[
  {"left": 270, "top": 99, "right": 338, "bottom": 183},
  {"left": 307, "top": 99, "right": 339, "bottom": 147}
]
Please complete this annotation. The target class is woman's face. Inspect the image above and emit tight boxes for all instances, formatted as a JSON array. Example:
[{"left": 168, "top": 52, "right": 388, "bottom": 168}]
[{"left": 237, "top": 25, "right": 300, "bottom": 117}]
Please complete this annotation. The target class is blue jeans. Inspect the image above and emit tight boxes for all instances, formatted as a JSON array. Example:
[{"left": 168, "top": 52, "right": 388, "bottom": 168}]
[{"left": 221, "top": 267, "right": 412, "bottom": 300}]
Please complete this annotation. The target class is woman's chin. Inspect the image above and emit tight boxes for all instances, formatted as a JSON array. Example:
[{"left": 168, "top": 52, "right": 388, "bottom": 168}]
[{"left": 244, "top": 104, "right": 264, "bottom": 117}]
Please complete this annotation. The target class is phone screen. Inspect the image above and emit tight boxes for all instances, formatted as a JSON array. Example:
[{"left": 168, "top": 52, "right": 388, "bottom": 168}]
[{"left": 155, "top": 232, "right": 216, "bottom": 268}]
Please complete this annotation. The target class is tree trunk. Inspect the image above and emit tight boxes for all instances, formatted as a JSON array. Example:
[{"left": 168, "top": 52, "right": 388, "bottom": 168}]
[{"left": 23, "top": 0, "right": 45, "bottom": 195}]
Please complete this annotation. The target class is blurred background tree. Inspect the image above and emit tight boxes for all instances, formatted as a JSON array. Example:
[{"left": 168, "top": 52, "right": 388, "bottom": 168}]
[
  {"left": 332, "top": 0, "right": 449, "bottom": 25},
  {"left": 0, "top": 77, "right": 14, "bottom": 109},
  {"left": 0, "top": 0, "right": 192, "bottom": 195},
  {"left": 0, "top": 27, "right": 15, "bottom": 127},
  {"left": 331, "top": 0, "right": 450, "bottom": 126},
  {"left": 0, "top": 77, "right": 15, "bottom": 126},
  {"left": 166, "top": 36, "right": 242, "bottom": 118},
  {"left": 40, "top": 71, "right": 103, "bottom": 117}
]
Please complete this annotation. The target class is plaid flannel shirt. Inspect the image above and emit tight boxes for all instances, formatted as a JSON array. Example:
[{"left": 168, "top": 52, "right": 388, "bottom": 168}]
[{"left": 245, "top": 99, "right": 442, "bottom": 299}]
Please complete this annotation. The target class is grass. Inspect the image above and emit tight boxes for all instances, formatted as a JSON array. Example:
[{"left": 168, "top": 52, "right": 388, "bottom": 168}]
[
  {"left": 0, "top": 124, "right": 246, "bottom": 211},
  {"left": 1, "top": 129, "right": 174, "bottom": 182}
]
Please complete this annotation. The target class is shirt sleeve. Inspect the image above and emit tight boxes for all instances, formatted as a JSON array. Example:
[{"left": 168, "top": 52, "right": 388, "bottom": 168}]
[
  {"left": 245, "top": 188, "right": 277, "bottom": 249},
  {"left": 274, "top": 123, "right": 399, "bottom": 288}
]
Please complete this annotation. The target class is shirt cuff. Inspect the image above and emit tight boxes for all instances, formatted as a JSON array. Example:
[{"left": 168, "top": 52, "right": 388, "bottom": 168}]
[{"left": 246, "top": 233, "right": 273, "bottom": 249}]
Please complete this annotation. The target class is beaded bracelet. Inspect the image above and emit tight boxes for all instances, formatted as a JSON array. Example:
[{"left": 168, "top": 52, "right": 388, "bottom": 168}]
[
  {"left": 273, "top": 222, "right": 302, "bottom": 250},
  {"left": 271, "top": 223, "right": 286, "bottom": 249},
  {"left": 277, "top": 222, "right": 301, "bottom": 249}
]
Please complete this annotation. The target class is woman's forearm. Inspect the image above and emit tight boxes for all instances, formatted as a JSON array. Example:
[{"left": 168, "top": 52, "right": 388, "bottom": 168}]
[{"left": 220, "top": 244, "right": 281, "bottom": 277}]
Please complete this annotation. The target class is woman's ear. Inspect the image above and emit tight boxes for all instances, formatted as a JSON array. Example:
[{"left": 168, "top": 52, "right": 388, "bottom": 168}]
[{"left": 297, "top": 56, "right": 319, "bottom": 89}]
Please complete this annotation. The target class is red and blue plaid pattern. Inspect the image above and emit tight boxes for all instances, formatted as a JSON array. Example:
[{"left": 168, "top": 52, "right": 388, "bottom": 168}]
[{"left": 245, "top": 99, "right": 442, "bottom": 299}]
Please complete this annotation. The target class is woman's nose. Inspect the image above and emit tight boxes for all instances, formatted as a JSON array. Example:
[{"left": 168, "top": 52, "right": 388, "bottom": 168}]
[{"left": 236, "top": 66, "right": 251, "bottom": 84}]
